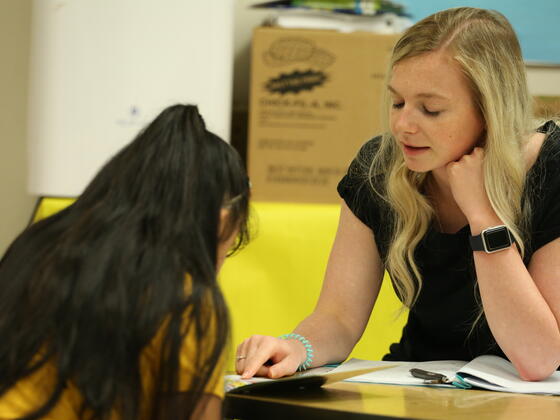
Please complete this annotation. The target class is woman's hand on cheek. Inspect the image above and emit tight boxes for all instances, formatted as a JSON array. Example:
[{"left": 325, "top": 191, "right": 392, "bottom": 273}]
[{"left": 445, "top": 147, "right": 495, "bottom": 222}]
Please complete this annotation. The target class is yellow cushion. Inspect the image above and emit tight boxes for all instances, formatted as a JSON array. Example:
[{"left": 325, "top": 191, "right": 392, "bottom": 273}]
[
  {"left": 32, "top": 198, "right": 407, "bottom": 371},
  {"left": 31, "top": 197, "right": 75, "bottom": 223},
  {"left": 219, "top": 202, "right": 407, "bottom": 370}
]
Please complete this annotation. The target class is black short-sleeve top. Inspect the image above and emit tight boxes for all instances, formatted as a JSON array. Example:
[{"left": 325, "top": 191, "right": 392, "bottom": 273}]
[{"left": 337, "top": 121, "right": 560, "bottom": 362}]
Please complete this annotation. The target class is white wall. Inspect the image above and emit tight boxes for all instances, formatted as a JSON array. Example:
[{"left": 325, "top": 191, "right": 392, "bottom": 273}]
[
  {"left": 0, "top": 0, "right": 35, "bottom": 255},
  {"left": 526, "top": 65, "right": 560, "bottom": 96},
  {"left": 27, "top": 0, "right": 235, "bottom": 197}
]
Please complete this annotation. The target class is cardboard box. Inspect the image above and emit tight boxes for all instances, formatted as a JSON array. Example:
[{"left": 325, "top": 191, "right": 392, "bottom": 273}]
[{"left": 247, "top": 26, "right": 399, "bottom": 203}]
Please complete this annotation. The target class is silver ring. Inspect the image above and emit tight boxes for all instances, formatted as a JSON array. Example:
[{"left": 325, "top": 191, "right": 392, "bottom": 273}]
[{"left": 236, "top": 355, "right": 247, "bottom": 361}]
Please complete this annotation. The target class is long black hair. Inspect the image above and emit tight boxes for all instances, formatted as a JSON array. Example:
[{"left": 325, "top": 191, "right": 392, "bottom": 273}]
[{"left": 0, "top": 104, "right": 250, "bottom": 419}]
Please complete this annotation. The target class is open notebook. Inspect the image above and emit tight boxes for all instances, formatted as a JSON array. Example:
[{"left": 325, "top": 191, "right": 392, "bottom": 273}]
[{"left": 335, "top": 355, "right": 560, "bottom": 395}]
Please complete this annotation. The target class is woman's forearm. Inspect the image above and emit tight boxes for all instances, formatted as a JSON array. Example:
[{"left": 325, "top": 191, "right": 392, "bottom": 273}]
[
  {"left": 471, "top": 221, "right": 560, "bottom": 380},
  {"left": 292, "top": 310, "right": 365, "bottom": 368}
]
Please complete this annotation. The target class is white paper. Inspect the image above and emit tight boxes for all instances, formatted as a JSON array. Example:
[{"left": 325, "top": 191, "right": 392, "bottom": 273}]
[
  {"left": 338, "top": 358, "right": 464, "bottom": 387},
  {"left": 335, "top": 356, "right": 560, "bottom": 395}
]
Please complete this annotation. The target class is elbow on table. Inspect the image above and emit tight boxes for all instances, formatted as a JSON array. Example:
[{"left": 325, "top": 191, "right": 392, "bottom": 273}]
[
  {"left": 514, "top": 356, "right": 560, "bottom": 382},
  {"left": 507, "top": 336, "right": 560, "bottom": 381}
]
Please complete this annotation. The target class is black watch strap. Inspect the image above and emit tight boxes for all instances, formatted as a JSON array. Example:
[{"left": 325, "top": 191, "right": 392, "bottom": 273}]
[{"left": 469, "top": 233, "right": 485, "bottom": 252}]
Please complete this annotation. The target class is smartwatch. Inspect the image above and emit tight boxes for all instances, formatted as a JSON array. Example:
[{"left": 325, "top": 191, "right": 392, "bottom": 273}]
[{"left": 469, "top": 225, "right": 513, "bottom": 253}]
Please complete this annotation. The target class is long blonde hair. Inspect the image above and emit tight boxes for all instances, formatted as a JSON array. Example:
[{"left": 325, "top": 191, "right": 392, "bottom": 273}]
[{"left": 370, "top": 7, "right": 533, "bottom": 308}]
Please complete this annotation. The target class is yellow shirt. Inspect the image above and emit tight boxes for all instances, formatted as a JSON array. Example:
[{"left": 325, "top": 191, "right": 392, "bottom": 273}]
[{"left": 0, "top": 304, "right": 225, "bottom": 419}]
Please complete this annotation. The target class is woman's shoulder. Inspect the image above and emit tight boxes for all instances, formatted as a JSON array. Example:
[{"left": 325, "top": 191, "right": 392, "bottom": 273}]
[
  {"left": 536, "top": 119, "right": 560, "bottom": 136},
  {"left": 337, "top": 134, "right": 389, "bottom": 229},
  {"left": 526, "top": 121, "right": 560, "bottom": 205},
  {"left": 355, "top": 134, "right": 384, "bottom": 161},
  {"left": 538, "top": 120, "right": 560, "bottom": 149},
  {"left": 532, "top": 120, "right": 560, "bottom": 171},
  {"left": 525, "top": 121, "right": 560, "bottom": 255},
  {"left": 343, "top": 134, "right": 385, "bottom": 181}
]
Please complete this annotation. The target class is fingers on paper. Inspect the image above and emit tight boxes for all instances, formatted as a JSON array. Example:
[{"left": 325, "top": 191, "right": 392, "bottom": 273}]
[
  {"left": 267, "top": 355, "right": 300, "bottom": 379},
  {"left": 235, "top": 335, "right": 289, "bottom": 379}
]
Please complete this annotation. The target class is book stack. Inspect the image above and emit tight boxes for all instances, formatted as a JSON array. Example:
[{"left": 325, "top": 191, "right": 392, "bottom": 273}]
[{"left": 252, "top": 0, "right": 412, "bottom": 34}]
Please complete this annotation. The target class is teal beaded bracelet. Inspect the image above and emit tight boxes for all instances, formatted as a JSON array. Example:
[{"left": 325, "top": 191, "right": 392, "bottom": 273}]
[{"left": 279, "top": 333, "right": 314, "bottom": 371}]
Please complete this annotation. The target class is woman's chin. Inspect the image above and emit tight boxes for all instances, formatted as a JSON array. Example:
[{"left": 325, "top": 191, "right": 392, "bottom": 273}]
[{"left": 404, "top": 161, "right": 431, "bottom": 173}]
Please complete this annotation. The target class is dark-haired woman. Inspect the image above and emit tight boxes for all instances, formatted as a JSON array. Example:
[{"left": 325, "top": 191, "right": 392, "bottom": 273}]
[{"left": 0, "top": 104, "right": 250, "bottom": 420}]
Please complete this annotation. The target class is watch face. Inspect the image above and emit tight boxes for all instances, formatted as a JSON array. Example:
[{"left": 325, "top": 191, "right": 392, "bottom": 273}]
[{"left": 483, "top": 226, "right": 511, "bottom": 252}]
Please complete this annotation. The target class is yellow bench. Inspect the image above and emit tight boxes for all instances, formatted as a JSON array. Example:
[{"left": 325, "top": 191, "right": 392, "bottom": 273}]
[{"left": 34, "top": 199, "right": 407, "bottom": 370}]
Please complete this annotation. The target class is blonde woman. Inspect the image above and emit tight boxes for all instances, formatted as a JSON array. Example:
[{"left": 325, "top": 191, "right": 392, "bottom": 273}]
[{"left": 236, "top": 7, "right": 560, "bottom": 381}]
